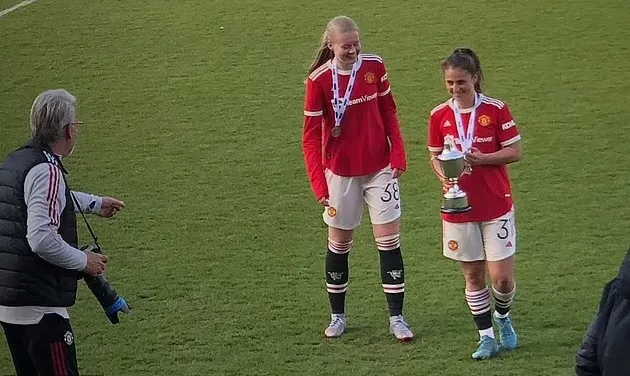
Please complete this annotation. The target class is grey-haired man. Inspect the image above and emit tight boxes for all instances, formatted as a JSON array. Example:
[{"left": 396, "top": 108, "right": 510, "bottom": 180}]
[{"left": 0, "top": 89, "right": 125, "bottom": 375}]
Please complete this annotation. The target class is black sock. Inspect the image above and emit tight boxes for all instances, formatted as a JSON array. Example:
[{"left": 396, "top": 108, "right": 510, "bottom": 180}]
[
  {"left": 472, "top": 311, "right": 493, "bottom": 331},
  {"left": 379, "top": 247, "right": 405, "bottom": 317},
  {"left": 466, "top": 288, "right": 493, "bottom": 333},
  {"left": 326, "top": 248, "right": 349, "bottom": 314}
]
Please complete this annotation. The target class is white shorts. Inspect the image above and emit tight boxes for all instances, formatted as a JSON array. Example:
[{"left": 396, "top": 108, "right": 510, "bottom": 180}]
[
  {"left": 442, "top": 208, "right": 516, "bottom": 262},
  {"left": 323, "top": 166, "right": 402, "bottom": 230}
]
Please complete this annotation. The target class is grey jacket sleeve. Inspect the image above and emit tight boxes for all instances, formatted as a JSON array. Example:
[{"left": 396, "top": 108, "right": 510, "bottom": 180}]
[
  {"left": 70, "top": 191, "right": 102, "bottom": 214},
  {"left": 24, "top": 163, "right": 87, "bottom": 271}
]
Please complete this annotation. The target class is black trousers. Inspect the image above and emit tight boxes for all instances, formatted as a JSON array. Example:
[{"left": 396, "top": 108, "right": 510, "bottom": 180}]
[{"left": 1, "top": 313, "right": 78, "bottom": 376}]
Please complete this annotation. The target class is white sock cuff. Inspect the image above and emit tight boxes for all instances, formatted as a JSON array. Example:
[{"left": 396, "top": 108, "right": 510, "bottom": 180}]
[
  {"left": 375, "top": 233, "right": 401, "bottom": 251},
  {"left": 465, "top": 287, "right": 491, "bottom": 315},
  {"left": 492, "top": 284, "right": 516, "bottom": 300},
  {"left": 328, "top": 238, "right": 353, "bottom": 254}
]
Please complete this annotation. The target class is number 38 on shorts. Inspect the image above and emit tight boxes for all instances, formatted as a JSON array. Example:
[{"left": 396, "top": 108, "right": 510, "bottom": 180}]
[{"left": 323, "top": 166, "right": 402, "bottom": 230}]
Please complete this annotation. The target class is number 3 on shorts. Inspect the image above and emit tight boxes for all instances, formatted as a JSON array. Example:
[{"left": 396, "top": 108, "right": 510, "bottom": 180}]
[
  {"left": 380, "top": 182, "right": 400, "bottom": 203},
  {"left": 497, "top": 219, "right": 511, "bottom": 240}
]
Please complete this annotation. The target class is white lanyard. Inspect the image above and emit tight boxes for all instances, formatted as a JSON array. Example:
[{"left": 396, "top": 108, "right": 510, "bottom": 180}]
[
  {"left": 331, "top": 57, "right": 361, "bottom": 129},
  {"left": 453, "top": 93, "right": 482, "bottom": 152}
]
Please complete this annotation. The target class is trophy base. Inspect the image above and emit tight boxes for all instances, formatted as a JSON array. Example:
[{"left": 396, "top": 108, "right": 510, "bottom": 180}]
[
  {"left": 441, "top": 206, "right": 472, "bottom": 214},
  {"left": 441, "top": 196, "right": 472, "bottom": 214}
]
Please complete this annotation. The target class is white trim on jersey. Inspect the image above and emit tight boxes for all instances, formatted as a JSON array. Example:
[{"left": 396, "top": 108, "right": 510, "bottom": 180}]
[
  {"left": 434, "top": 95, "right": 506, "bottom": 116},
  {"left": 332, "top": 56, "right": 362, "bottom": 76},
  {"left": 378, "top": 86, "right": 391, "bottom": 97},
  {"left": 334, "top": 68, "right": 353, "bottom": 76},
  {"left": 309, "top": 61, "right": 331, "bottom": 81},
  {"left": 447, "top": 98, "right": 475, "bottom": 114},
  {"left": 304, "top": 110, "right": 323, "bottom": 117},
  {"left": 430, "top": 101, "right": 449, "bottom": 116},
  {"left": 428, "top": 146, "right": 443, "bottom": 153},
  {"left": 481, "top": 96, "right": 505, "bottom": 109},
  {"left": 500, "top": 134, "right": 521, "bottom": 147},
  {"left": 360, "top": 53, "right": 383, "bottom": 63}
]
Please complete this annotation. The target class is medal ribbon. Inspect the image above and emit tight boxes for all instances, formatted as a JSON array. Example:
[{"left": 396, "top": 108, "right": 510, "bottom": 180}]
[
  {"left": 453, "top": 93, "right": 482, "bottom": 152},
  {"left": 331, "top": 56, "right": 361, "bottom": 129}
]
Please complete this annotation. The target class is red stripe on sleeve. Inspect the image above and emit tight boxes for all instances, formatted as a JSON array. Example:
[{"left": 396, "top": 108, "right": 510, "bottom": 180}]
[
  {"left": 48, "top": 164, "right": 61, "bottom": 226},
  {"left": 47, "top": 165, "right": 55, "bottom": 224},
  {"left": 46, "top": 164, "right": 55, "bottom": 202}
]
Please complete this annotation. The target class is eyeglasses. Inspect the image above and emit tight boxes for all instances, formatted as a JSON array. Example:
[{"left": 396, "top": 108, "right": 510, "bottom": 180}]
[{"left": 65, "top": 121, "right": 83, "bottom": 128}]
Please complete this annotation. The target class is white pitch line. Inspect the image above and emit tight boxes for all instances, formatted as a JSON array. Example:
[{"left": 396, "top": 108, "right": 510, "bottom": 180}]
[{"left": 0, "top": 0, "right": 40, "bottom": 18}]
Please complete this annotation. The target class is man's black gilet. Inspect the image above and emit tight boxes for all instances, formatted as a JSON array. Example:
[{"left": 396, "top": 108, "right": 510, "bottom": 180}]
[{"left": 0, "top": 142, "right": 79, "bottom": 307}]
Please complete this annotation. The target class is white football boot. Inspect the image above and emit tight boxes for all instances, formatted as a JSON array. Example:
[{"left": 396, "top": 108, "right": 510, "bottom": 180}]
[
  {"left": 324, "top": 313, "right": 346, "bottom": 338},
  {"left": 389, "top": 315, "right": 414, "bottom": 341}
]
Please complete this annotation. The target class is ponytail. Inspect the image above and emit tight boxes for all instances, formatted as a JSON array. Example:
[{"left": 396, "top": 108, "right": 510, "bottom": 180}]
[
  {"left": 441, "top": 47, "right": 484, "bottom": 93},
  {"left": 308, "top": 31, "right": 334, "bottom": 75}
]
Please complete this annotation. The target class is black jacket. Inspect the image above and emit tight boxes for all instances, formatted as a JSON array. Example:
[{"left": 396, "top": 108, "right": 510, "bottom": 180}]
[
  {"left": 0, "top": 142, "right": 79, "bottom": 307},
  {"left": 576, "top": 248, "right": 630, "bottom": 376}
]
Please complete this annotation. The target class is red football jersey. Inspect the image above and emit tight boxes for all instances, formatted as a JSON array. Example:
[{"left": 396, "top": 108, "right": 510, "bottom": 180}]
[
  {"left": 302, "top": 54, "right": 407, "bottom": 200},
  {"left": 428, "top": 95, "right": 521, "bottom": 223}
]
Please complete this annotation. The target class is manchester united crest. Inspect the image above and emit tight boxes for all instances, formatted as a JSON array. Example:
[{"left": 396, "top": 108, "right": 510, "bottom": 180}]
[
  {"left": 448, "top": 240, "right": 459, "bottom": 251},
  {"left": 63, "top": 331, "right": 74, "bottom": 345},
  {"left": 364, "top": 72, "right": 375, "bottom": 84},
  {"left": 327, "top": 206, "right": 337, "bottom": 218},
  {"left": 478, "top": 115, "right": 491, "bottom": 127}
]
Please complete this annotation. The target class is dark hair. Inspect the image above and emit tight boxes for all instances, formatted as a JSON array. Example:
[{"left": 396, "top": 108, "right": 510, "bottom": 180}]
[{"left": 440, "top": 47, "right": 484, "bottom": 93}]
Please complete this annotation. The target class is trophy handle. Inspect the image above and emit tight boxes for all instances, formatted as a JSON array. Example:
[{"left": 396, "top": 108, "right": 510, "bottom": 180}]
[
  {"left": 430, "top": 155, "right": 447, "bottom": 181},
  {"left": 430, "top": 155, "right": 455, "bottom": 194}
]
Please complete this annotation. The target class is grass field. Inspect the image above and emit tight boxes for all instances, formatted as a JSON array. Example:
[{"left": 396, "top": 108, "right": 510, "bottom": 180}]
[{"left": 1, "top": 0, "right": 630, "bottom": 375}]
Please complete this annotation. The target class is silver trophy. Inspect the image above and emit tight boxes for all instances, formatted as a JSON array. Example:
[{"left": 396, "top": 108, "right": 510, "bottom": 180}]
[{"left": 434, "top": 137, "right": 471, "bottom": 213}]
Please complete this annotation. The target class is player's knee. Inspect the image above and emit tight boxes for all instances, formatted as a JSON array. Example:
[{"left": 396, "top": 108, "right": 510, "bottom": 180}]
[
  {"left": 463, "top": 270, "right": 486, "bottom": 290},
  {"left": 492, "top": 277, "right": 514, "bottom": 293},
  {"left": 328, "top": 226, "right": 354, "bottom": 242},
  {"left": 372, "top": 220, "right": 400, "bottom": 239},
  {"left": 328, "top": 238, "right": 353, "bottom": 254}
]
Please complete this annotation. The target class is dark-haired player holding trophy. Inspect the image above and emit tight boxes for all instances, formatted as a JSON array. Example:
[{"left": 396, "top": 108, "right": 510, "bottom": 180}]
[
  {"left": 302, "top": 16, "right": 412, "bottom": 341},
  {"left": 428, "top": 48, "right": 522, "bottom": 360}
]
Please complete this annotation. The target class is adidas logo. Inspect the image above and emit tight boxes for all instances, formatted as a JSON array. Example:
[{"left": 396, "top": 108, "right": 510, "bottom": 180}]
[
  {"left": 506, "top": 241, "right": 513, "bottom": 248},
  {"left": 443, "top": 120, "right": 452, "bottom": 127},
  {"left": 394, "top": 203, "right": 400, "bottom": 209}
]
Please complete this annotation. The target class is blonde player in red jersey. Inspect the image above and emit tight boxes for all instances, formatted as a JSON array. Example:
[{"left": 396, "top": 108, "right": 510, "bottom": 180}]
[
  {"left": 428, "top": 48, "right": 522, "bottom": 359},
  {"left": 302, "top": 15, "right": 412, "bottom": 341}
]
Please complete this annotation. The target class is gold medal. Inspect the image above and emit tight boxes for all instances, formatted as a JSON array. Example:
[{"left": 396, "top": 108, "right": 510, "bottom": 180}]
[{"left": 331, "top": 126, "right": 341, "bottom": 137}]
